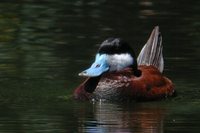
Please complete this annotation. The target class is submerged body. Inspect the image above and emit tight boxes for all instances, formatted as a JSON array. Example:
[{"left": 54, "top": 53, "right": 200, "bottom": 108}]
[
  {"left": 74, "top": 26, "right": 176, "bottom": 102},
  {"left": 74, "top": 65, "right": 174, "bottom": 101}
]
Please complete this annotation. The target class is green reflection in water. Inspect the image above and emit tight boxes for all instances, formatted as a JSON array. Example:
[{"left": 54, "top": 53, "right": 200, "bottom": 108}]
[{"left": 0, "top": 0, "right": 200, "bottom": 133}]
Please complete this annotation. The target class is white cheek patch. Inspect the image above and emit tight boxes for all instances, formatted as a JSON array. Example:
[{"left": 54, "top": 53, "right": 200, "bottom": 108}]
[{"left": 107, "top": 53, "right": 134, "bottom": 71}]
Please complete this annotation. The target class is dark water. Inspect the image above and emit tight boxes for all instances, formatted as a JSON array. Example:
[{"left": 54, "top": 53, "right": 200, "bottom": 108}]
[{"left": 0, "top": 0, "right": 200, "bottom": 132}]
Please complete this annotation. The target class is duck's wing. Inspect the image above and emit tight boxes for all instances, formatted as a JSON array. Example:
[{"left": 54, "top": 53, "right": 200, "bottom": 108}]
[{"left": 137, "top": 26, "right": 164, "bottom": 73}]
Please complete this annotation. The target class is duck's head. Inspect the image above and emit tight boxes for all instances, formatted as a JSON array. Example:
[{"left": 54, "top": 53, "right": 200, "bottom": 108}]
[{"left": 79, "top": 38, "right": 140, "bottom": 77}]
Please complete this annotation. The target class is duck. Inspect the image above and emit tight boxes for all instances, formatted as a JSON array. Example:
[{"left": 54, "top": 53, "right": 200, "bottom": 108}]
[{"left": 73, "top": 26, "right": 176, "bottom": 101}]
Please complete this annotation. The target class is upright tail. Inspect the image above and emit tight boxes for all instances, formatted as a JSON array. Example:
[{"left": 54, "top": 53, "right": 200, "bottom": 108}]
[{"left": 137, "top": 26, "right": 164, "bottom": 73}]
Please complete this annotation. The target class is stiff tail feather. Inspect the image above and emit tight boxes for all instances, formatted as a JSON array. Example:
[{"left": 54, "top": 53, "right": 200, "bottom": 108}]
[{"left": 137, "top": 26, "right": 164, "bottom": 73}]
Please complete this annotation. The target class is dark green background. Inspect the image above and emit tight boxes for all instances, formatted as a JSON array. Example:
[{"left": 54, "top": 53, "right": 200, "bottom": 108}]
[{"left": 0, "top": 0, "right": 200, "bottom": 132}]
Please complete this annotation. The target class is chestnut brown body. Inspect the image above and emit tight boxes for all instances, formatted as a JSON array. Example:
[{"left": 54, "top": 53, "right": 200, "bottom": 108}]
[{"left": 74, "top": 65, "right": 175, "bottom": 101}]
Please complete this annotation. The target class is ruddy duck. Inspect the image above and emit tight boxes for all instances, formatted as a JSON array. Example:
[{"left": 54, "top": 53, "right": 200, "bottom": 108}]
[{"left": 74, "top": 26, "right": 176, "bottom": 101}]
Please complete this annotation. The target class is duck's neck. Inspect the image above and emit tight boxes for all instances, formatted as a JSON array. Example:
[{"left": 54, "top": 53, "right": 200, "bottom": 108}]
[{"left": 130, "top": 57, "right": 142, "bottom": 77}]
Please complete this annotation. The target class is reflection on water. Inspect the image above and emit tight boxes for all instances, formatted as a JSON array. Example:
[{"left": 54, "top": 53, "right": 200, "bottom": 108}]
[
  {"left": 0, "top": 0, "right": 200, "bottom": 132},
  {"left": 1, "top": 101, "right": 200, "bottom": 133},
  {"left": 81, "top": 103, "right": 165, "bottom": 133},
  {"left": 77, "top": 102, "right": 200, "bottom": 133}
]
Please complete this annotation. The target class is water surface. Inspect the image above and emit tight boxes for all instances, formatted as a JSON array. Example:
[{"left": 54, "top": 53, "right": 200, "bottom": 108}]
[{"left": 0, "top": 0, "right": 200, "bottom": 132}]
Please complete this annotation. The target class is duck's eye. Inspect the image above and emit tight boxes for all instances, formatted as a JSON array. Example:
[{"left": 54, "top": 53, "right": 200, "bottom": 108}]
[{"left": 95, "top": 64, "right": 101, "bottom": 68}]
